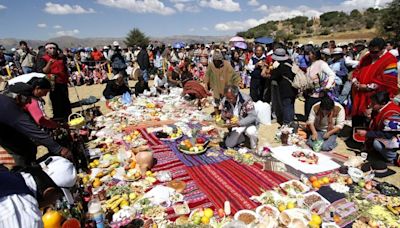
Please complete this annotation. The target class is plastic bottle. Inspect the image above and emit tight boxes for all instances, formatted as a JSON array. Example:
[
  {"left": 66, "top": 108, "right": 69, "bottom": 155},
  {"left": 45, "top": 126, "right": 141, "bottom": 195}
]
[{"left": 88, "top": 196, "right": 105, "bottom": 228}]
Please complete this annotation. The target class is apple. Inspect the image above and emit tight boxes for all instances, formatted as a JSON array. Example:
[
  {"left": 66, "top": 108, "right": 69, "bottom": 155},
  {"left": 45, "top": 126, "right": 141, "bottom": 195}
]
[{"left": 358, "top": 180, "right": 366, "bottom": 188}]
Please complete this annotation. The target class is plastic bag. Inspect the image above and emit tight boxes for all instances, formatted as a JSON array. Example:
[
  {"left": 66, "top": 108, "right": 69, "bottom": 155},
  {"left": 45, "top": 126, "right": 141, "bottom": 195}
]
[
  {"left": 312, "top": 139, "right": 323, "bottom": 152},
  {"left": 254, "top": 101, "right": 271, "bottom": 125},
  {"left": 121, "top": 92, "right": 132, "bottom": 105}
]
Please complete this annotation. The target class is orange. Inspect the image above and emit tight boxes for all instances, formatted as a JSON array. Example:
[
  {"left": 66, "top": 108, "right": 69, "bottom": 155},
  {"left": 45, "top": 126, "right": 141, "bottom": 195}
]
[
  {"left": 309, "top": 176, "right": 318, "bottom": 182},
  {"left": 312, "top": 180, "right": 321, "bottom": 189},
  {"left": 318, "top": 179, "right": 325, "bottom": 185},
  {"left": 43, "top": 210, "right": 63, "bottom": 228},
  {"left": 129, "top": 161, "right": 136, "bottom": 169},
  {"left": 62, "top": 218, "right": 81, "bottom": 228},
  {"left": 322, "top": 177, "right": 330, "bottom": 185}
]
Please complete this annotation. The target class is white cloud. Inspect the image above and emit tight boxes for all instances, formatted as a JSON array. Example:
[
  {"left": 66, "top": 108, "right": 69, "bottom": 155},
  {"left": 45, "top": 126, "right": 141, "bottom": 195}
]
[
  {"left": 248, "top": 0, "right": 259, "bottom": 6},
  {"left": 53, "top": 25, "right": 62, "bottom": 29},
  {"left": 215, "top": 18, "right": 263, "bottom": 31},
  {"left": 55, "top": 29, "right": 80, "bottom": 37},
  {"left": 0, "top": 4, "right": 6, "bottom": 10},
  {"left": 215, "top": 5, "right": 321, "bottom": 31},
  {"left": 321, "top": 0, "right": 392, "bottom": 12},
  {"left": 202, "top": 27, "right": 209, "bottom": 31},
  {"left": 199, "top": 0, "right": 240, "bottom": 12},
  {"left": 97, "top": 0, "right": 176, "bottom": 15},
  {"left": 255, "top": 4, "right": 268, "bottom": 13},
  {"left": 174, "top": 2, "right": 200, "bottom": 12},
  {"left": 44, "top": 2, "right": 95, "bottom": 15},
  {"left": 37, "top": 23, "right": 47, "bottom": 28},
  {"left": 189, "top": 28, "right": 195, "bottom": 32}
]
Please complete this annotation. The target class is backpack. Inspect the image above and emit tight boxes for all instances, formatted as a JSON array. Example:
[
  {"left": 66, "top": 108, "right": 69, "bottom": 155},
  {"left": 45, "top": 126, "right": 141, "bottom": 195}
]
[{"left": 282, "top": 62, "right": 314, "bottom": 91}]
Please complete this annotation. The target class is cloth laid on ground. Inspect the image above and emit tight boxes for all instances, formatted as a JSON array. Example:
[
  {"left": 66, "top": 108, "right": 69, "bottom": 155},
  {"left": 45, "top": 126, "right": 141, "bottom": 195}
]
[
  {"left": 138, "top": 128, "right": 289, "bottom": 216},
  {"left": 270, "top": 146, "right": 340, "bottom": 174}
]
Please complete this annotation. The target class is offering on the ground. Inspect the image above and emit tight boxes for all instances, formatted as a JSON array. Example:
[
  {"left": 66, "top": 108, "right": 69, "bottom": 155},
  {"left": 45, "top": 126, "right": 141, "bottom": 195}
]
[
  {"left": 280, "top": 180, "right": 310, "bottom": 195},
  {"left": 292, "top": 150, "right": 319, "bottom": 164}
]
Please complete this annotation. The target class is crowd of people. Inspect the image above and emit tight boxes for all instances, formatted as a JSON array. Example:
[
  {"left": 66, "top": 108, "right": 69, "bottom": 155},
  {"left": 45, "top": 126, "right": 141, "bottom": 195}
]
[{"left": 0, "top": 36, "right": 400, "bottom": 226}]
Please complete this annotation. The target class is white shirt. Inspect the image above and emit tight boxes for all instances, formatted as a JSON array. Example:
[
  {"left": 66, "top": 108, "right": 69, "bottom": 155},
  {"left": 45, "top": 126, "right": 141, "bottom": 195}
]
[
  {"left": 0, "top": 173, "right": 43, "bottom": 228},
  {"left": 154, "top": 75, "right": 168, "bottom": 88},
  {"left": 307, "top": 102, "right": 345, "bottom": 131}
]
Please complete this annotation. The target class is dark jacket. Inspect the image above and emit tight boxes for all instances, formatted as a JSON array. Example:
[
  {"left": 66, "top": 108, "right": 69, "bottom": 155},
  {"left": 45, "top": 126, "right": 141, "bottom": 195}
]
[
  {"left": 134, "top": 81, "right": 150, "bottom": 97},
  {"left": 137, "top": 49, "right": 150, "bottom": 70},
  {"left": 103, "top": 80, "right": 131, "bottom": 99},
  {"left": 270, "top": 60, "right": 298, "bottom": 99},
  {"left": 0, "top": 94, "right": 62, "bottom": 167}
]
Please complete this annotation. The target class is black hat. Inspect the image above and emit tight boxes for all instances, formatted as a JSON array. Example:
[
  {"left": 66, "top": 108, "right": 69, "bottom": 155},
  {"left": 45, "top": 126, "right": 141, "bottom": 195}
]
[{"left": 361, "top": 161, "right": 396, "bottom": 178}]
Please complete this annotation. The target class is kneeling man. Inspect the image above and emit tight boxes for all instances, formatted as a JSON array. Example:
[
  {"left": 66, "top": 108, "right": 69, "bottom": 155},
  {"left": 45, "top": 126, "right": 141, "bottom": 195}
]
[{"left": 221, "top": 85, "right": 258, "bottom": 149}]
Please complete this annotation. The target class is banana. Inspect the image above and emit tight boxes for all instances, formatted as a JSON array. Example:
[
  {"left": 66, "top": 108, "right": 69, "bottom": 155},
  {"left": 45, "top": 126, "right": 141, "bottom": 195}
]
[
  {"left": 110, "top": 198, "right": 124, "bottom": 210},
  {"left": 106, "top": 195, "right": 121, "bottom": 207}
]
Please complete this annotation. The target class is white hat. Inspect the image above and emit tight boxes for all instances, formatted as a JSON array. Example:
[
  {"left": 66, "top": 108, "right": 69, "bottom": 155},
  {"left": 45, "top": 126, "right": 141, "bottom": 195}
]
[
  {"left": 205, "top": 44, "right": 210, "bottom": 48},
  {"left": 230, "top": 47, "right": 235, "bottom": 51},
  {"left": 321, "top": 48, "right": 331, "bottom": 55},
  {"left": 39, "top": 156, "right": 77, "bottom": 204},
  {"left": 103, "top": 46, "right": 109, "bottom": 49},
  {"left": 113, "top": 41, "right": 119, "bottom": 46},
  {"left": 11, "top": 48, "right": 16, "bottom": 52},
  {"left": 332, "top": 47, "right": 344, "bottom": 55}
]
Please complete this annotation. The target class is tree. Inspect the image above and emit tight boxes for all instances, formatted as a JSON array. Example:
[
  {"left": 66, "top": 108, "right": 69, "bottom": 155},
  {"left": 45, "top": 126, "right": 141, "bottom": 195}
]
[
  {"left": 125, "top": 28, "right": 149, "bottom": 47},
  {"left": 380, "top": 0, "right": 400, "bottom": 40},
  {"left": 350, "top": 9, "right": 361, "bottom": 18}
]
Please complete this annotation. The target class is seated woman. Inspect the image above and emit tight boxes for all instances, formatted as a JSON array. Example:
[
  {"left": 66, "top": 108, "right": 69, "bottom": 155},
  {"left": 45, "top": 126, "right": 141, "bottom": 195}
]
[
  {"left": 182, "top": 79, "right": 210, "bottom": 110},
  {"left": 358, "top": 91, "right": 400, "bottom": 165},
  {"left": 134, "top": 76, "right": 150, "bottom": 97},
  {"left": 25, "top": 78, "right": 58, "bottom": 129},
  {"left": 307, "top": 96, "right": 345, "bottom": 151},
  {"left": 153, "top": 73, "right": 168, "bottom": 94},
  {"left": 103, "top": 71, "right": 131, "bottom": 99}
]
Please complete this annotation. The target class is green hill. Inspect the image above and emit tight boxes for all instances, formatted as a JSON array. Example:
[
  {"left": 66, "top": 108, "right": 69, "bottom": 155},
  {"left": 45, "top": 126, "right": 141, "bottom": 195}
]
[{"left": 237, "top": 8, "right": 384, "bottom": 42}]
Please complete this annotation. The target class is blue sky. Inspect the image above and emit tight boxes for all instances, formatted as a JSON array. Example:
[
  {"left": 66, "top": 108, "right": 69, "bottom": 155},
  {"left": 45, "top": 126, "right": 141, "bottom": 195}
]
[{"left": 0, "top": 0, "right": 390, "bottom": 40}]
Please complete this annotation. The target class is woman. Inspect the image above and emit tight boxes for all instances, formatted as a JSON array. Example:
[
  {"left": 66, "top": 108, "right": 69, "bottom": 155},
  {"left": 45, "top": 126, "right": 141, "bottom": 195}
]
[
  {"left": 304, "top": 48, "right": 336, "bottom": 119},
  {"left": 270, "top": 48, "right": 298, "bottom": 125},
  {"left": 24, "top": 78, "right": 58, "bottom": 129}
]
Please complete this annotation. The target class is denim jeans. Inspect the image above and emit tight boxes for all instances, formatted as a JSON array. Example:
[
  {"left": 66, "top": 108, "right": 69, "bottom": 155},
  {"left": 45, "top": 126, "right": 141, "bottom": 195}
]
[
  {"left": 307, "top": 131, "right": 338, "bottom": 151},
  {"left": 281, "top": 97, "right": 295, "bottom": 125},
  {"left": 141, "top": 69, "right": 149, "bottom": 82},
  {"left": 22, "top": 66, "right": 33, "bottom": 74},
  {"left": 373, "top": 139, "right": 398, "bottom": 163}
]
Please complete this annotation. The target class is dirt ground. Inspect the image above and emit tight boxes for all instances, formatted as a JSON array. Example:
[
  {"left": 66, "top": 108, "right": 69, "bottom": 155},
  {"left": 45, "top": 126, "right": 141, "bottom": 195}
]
[{"left": 42, "top": 80, "right": 399, "bottom": 187}]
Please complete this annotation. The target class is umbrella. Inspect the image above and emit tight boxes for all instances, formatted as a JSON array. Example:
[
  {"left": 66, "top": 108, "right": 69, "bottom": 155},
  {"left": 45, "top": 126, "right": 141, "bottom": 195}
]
[
  {"left": 229, "top": 36, "right": 245, "bottom": 42},
  {"left": 255, "top": 37, "right": 274, "bottom": 45},
  {"left": 233, "top": 42, "right": 247, "bottom": 50},
  {"left": 173, "top": 42, "right": 185, "bottom": 49}
]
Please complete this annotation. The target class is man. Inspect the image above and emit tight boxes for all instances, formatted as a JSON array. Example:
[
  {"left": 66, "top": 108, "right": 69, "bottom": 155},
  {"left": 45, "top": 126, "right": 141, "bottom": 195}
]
[
  {"left": 204, "top": 50, "right": 240, "bottom": 115},
  {"left": 110, "top": 41, "right": 127, "bottom": 75},
  {"left": 221, "top": 85, "right": 258, "bottom": 149},
  {"left": 137, "top": 45, "right": 150, "bottom": 82},
  {"left": 103, "top": 71, "right": 131, "bottom": 99},
  {"left": 16, "top": 41, "right": 36, "bottom": 74},
  {"left": 0, "top": 156, "right": 77, "bottom": 227},
  {"left": 351, "top": 37, "right": 399, "bottom": 128},
  {"left": 358, "top": 91, "right": 400, "bottom": 165},
  {"left": 307, "top": 96, "right": 345, "bottom": 151},
  {"left": 246, "top": 45, "right": 267, "bottom": 102},
  {"left": 0, "top": 83, "right": 72, "bottom": 168}
]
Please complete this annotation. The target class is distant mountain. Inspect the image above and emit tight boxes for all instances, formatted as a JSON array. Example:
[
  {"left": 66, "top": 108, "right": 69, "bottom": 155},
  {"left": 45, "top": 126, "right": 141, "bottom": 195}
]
[{"left": 0, "top": 35, "right": 230, "bottom": 50}]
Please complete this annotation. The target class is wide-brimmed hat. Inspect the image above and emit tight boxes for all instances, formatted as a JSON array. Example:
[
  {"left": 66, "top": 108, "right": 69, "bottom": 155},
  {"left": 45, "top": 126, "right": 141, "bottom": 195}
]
[
  {"left": 354, "top": 40, "right": 366, "bottom": 47},
  {"left": 321, "top": 48, "right": 331, "bottom": 56},
  {"left": 361, "top": 161, "right": 396, "bottom": 178},
  {"left": 332, "top": 47, "right": 344, "bottom": 55},
  {"left": 271, "top": 48, "right": 289, "bottom": 61}
]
